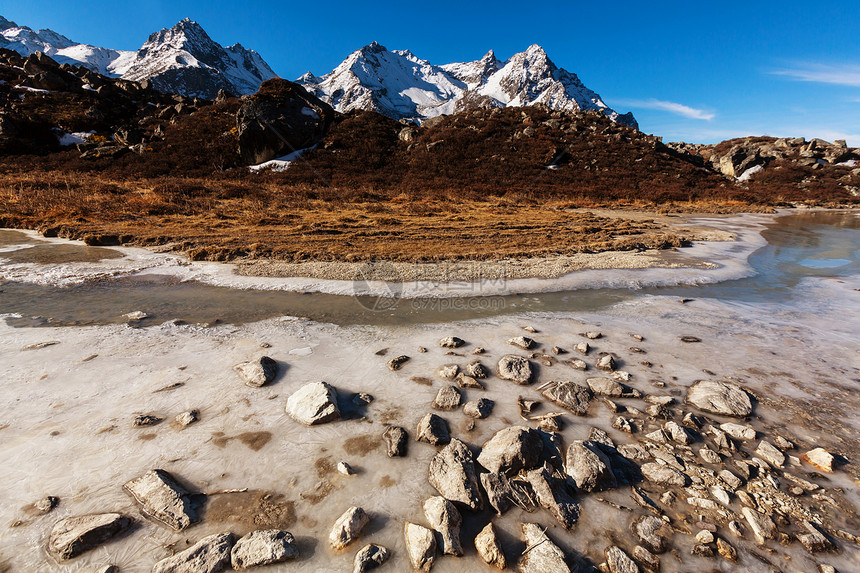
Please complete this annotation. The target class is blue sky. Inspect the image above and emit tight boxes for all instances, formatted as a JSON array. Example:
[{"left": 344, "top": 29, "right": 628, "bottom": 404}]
[{"left": 4, "top": 0, "right": 860, "bottom": 145}]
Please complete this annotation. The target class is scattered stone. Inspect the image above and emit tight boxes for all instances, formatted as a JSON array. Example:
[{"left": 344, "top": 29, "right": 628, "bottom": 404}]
[
  {"left": 477, "top": 426, "right": 543, "bottom": 476},
  {"left": 438, "top": 364, "right": 460, "bottom": 379},
  {"left": 605, "top": 545, "right": 639, "bottom": 573},
  {"left": 523, "top": 326, "right": 538, "bottom": 333},
  {"left": 285, "top": 382, "right": 340, "bottom": 425},
  {"left": 472, "top": 347, "right": 486, "bottom": 354},
  {"left": 741, "top": 507, "right": 777, "bottom": 545},
  {"left": 690, "top": 544, "right": 714, "bottom": 557},
  {"left": 618, "top": 444, "right": 649, "bottom": 461},
  {"left": 664, "top": 421, "right": 692, "bottom": 445},
  {"left": 231, "top": 530, "right": 298, "bottom": 569},
  {"left": 596, "top": 355, "right": 616, "bottom": 371},
  {"left": 630, "top": 333, "right": 644, "bottom": 341},
  {"left": 585, "top": 331, "right": 602, "bottom": 339},
  {"left": 174, "top": 410, "right": 198, "bottom": 427},
  {"left": 613, "top": 417, "right": 635, "bottom": 434},
  {"left": 646, "top": 404, "right": 671, "bottom": 419},
  {"left": 542, "top": 380, "right": 592, "bottom": 415},
  {"left": 635, "top": 516, "right": 669, "bottom": 553},
  {"left": 818, "top": 566, "right": 837, "bottom": 573},
  {"left": 716, "top": 538, "right": 737, "bottom": 561},
  {"left": 418, "top": 346, "right": 428, "bottom": 353},
  {"left": 641, "top": 463, "right": 687, "bottom": 487},
  {"left": 404, "top": 522, "right": 436, "bottom": 571},
  {"left": 509, "top": 336, "right": 536, "bottom": 349},
  {"left": 680, "top": 336, "right": 701, "bottom": 343},
  {"left": 475, "top": 522, "right": 506, "bottom": 570},
  {"left": 774, "top": 435, "right": 795, "bottom": 450},
  {"left": 352, "top": 392, "right": 374, "bottom": 407},
  {"left": 427, "top": 440, "right": 483, "bottom": 512},
  {"left": 152, "top": 532, "right": 234, "bottom": 573},
  {"left": 337, "top": 462, "right": 355, "bottom": 476},
  {"left": 587, "top": 377, "right": 624, "bottom": 397},
  {"left": 433, "top": 385, "right": 462, "bottom": 410},
  {"left": 480, "top": 472, "right": 514, "bottom": 515},
  {"left": 632, "top": 545, "right": 659, "bottom": 570},
  {"left": 456, "top": 373, "right": 485, "bottom": 389},
  {"left": 124, "top": 311, "right": 150, "bottom": 321},
  {"left": 710, "top": 485, "right": 731, "bottom": 506},
  {"left": 423, "top": 496, "right": 463, "bottom": 556},
  {"left": 35, "top": 495, "right": 59, "bottom": 513},
  {"left": 416, "top": 414, "right": 450, "bottom": 446},
  {"left": 612, "top": 370, "right": 632, "bottom": 382},
  {"left": 519, "top": 523, "right": 571, "bottom": 573},
  {"left": 353, "top": 544, "right": 390, "bottom": 573},
  {"left": 383, "top": 426, "right": 408, "bottom": 457},
  {"left": 23, "top": 341, "right": 61, "bottom": 350},
  {"left": 47, "top": 513, "right": 132, "bottom": 561},
  {"left": 566, "top": 440, "right": 617, "bottom": 492},
  {"left": 329, "top": 506, "right": 369, "bottom": 550},
  {"left": 756, "top": 440, "right": 786, "bottom": 468},
  {"left": 497, "top": 355, "right": 533, "bottom": 385},
  {"left": 696, "top": 530, "right": 715, "bottom": 544},
  {"left": 466, "top": 361, "right": 489, "bottom": 379},
  {"left": 552, "top": 346, "right": 565, "bottom": 355},
  {"left": 387, "top": 355, "right": 410, "bottom": 371},
  {"left": 797, "top": 522, "right": 834, "bottom": 553},
  {"left": 686, "top": 380, "right": 753, "bottom": 417},
  {"left": 123, "top": 469, "right": 196, "bottom": 531},
  {"left": 133, "top": 414, "right": 162, "bottom": 427},
  {"left": 234, "top": 356, "right": 278, "bottom": 387},
  {"left": 575, "top": 341, "right": 590, "bottom": 354},
  {"left": 802, "top": 448, "right": 835, "bottom": 472},
  {"left": 566, "top": 358, "right": 588, "bottom": 370},
  {"left": 439, "top": 337, "right": 465, "bottom": 348},
  {"left": 720, "top": 423, "right": 756, "bottom": 441},
  {"left": 464, "top": 398, "right": 494, "bottom": 419}
]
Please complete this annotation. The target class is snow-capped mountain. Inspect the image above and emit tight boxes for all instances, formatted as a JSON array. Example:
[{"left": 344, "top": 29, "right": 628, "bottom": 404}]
[
  {"left": 121, "top": 18, "right": 277, "bottom": 99},
  {"left": 0, "top": 15, "right": 135, "bottom": 76},
  {"left": 1, "top": 16, "right": 276, "bottom": 99},
  {"left": 299, "top": 43, "right": 636, "bottom": 127}
]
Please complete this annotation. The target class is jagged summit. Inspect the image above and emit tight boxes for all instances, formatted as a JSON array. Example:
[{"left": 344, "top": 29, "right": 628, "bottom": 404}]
[
  {"left": 299, "top": 44, "right": 636, "bottom": 127},
  {"left": 0, "top": 15, "right": 277, "bottom": 99}
]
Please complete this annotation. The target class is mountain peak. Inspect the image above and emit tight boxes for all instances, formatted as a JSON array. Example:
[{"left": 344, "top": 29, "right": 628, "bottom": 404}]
[
  {"left": 0, "top": 15, "right": 17, "bottom": 31},
  {"left": 359, "top": 41, "right": 388, "bottom": 55}
]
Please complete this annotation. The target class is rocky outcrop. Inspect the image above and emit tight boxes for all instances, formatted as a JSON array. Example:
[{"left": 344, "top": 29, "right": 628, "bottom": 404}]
[
  {"left": 47, "top": 513, "right": 131, "bottom": 561},
  {"left": 231, "top": 530, "right": 298, "bottom": 569},
  {"left": 236, "top": 78, "right": 335, "bottom": 165},
  {"left": 428, "top": 439, "right": 483, "bottom": 510},
  {"left": 123, "top": 469, "right": 197, "bottom": 531},
  {"left": 152, "top": 532, "right": 234, "bottom": 573},
  {"left": 285, "top": 381, "right": 340, "bottom": 425}
]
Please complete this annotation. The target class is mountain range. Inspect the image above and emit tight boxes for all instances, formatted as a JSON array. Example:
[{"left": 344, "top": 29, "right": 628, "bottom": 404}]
[{"left": 0, "top": 15, "right": 635, "bottom": 125}]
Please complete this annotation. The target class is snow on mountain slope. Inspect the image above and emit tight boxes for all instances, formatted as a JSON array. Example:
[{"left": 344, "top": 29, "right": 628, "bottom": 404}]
[
  {"left": 300, "top": 43, "right": 636, "bottom": 127},
  {"left": 0, "top": 15, "right": 134, "bottom": 77},
  {"left": 120, "top": 18, "right": 277, "bottom": 99},
  {"left": 0, "top": 15, "right": 277, "bottom": 98}
]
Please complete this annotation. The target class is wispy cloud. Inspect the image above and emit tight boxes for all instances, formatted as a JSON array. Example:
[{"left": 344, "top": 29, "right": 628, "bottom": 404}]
[
  {"left": 612, "top": 98, "right": 715, "bottom": 120},
  {"left": 772, "top": 63, "right": 860, "bottom": 87}
]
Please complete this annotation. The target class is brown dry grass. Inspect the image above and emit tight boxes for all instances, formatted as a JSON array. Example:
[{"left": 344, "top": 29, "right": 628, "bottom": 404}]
[{"left": 0, "top": 170, "right": 713, "bottom": 262}]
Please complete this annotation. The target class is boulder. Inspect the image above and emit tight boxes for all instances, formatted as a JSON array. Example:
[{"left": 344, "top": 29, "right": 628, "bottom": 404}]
[
  {"left": 353, "top": 544, "right": 391, "bottom": 573},
  {"left": 475, "top": 522, "right": 506, "bottom": 569},
  {"left": 423, "top": 496, "right": 463, "bottom": 556},
  {"left": 383, "top": 426, "right": 408, "bottom": 457},
  {"left": 285, "top": 381, "right": 340, "bottom": 425},
  {"left": 466, "top": 361, "right": 489, "bottom": 378},
  {"left": 518, "top": 523, "right": 571, "bottom": 573},
  {"left": 234, "top": 356, "right": 278, "bottom": 387},
  {"left": 741, "top": 507, "right": 777, "bottom": 545},
  {"left": 387, "top": 355, "right": 410, "bottom": 371},
  {"left": 686, "top": 380, "right": 752, "bottom": 417},
  {"left": 587, "top": 377, "right": 624, "bottom": 397},
  {"left": 433, "top": 385, "right": 462, "bottom": 410},
  {"left": 236, "top": 78, "right": 335, "bottom": 165},
  {"left": 464, "top": 398, "right": 494, "bottom": 419},
  {"left": 755, "top": 440, "right": 785, "bottom": 468},
  {"left": 47, "top": 513, "right": 131, "bottom": 561},
  {"left": 497, "top": 354, "right": 533, "bottom": 384},
  {"left": 720, "top": 423, "right": 756, "bottom": 441},
  {"left": 508, "top": 336, "right": 535, "bottom": 349},
  {"left": 477, "top": 426, "right": 543, "bottom": 476},
  {"left": 542, "top": 380, "right": 592, "bottom": 415},
  {"left": 596, "top": 354, "right": 616, "bottom": 371},
  {"left": 635, "top": 516, "right": 669, "bottom": 554},
  {"left": 329, "top": 506, "right": 370, "bottom": 550},
  {"left": 152, "top": 532, "right": 234, "bottom": 573},
  {"left": 802, "top": 447, "right": 835, "bottom": 472},
  {"left": 404, "top": 522, "right": 436, "bottom": 571},
  {"left": 416, "top": 413, "right": 450, "bottom": 446},
  {"left": 231, "top": 530, "right": 298, "bottom": 569},
  {"left": 480, "top": 471, "right": 514, "bottom": 515},
  {"left": 525, "top": 466, "right": 580, "bottom": 529},
  {"left": 606, "top": 546, "right": 640, "bottom": 573},
  {"left": 566, "top": 440, "right": 617, "bottom": 492},
  {"left": 428, "top": 439, "right": 483, "bottom": 510},
  {"left": 439, "top": 336, "right": 465, "bottom": 348},
  {"left": 640, "top": 463, "right": 687, "bottom": 487},
  {"left": 123, "top": 469, "right": 196, "bottom": 531}
]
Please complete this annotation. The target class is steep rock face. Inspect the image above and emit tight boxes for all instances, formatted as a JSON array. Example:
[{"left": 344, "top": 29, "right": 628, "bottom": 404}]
[
  {"left": 298, "top": 43, "right": 635, "bottom": 127},
  {"left": 121, "top": 19, "right": 277, "bottom": 99}
]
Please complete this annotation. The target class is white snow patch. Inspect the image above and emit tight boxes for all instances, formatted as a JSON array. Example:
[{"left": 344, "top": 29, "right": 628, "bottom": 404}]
[
  {"left": 249, "top": 147, "right": 312, "bottom": 173},
  {"left": 738, "top": 164, "right": 764, "bottom": 181},
  {"left": 836, "top": 159, "right": 857, "bottom": 167},
  {"left": 57, "top": 131, "right": 96, "bottom": 147},
  {"left": 300, "top": 106, "right": 320, "bottom": 119}
]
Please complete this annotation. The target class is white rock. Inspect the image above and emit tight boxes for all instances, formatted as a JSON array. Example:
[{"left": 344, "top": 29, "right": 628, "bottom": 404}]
[
  {"left": 423, "top": 496, "right": 463, "bottom": 556},
  {"left": 404, "top": 522, "right": 436, "bottom": 571},
  {"left": 231, "top": 530, "right": 298, "bottom": 569},
  {"left": 152, "top": 533, "right": 234, "bottom": 573},
  {"left": 474, "top": 523, "right": 506, "bottom": 569},
  {"left": 285, "top": 381, "right": 340, "bottom": 425},
  {"left": 329, "top": 506, "right": 370, "bottom": 550}
]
